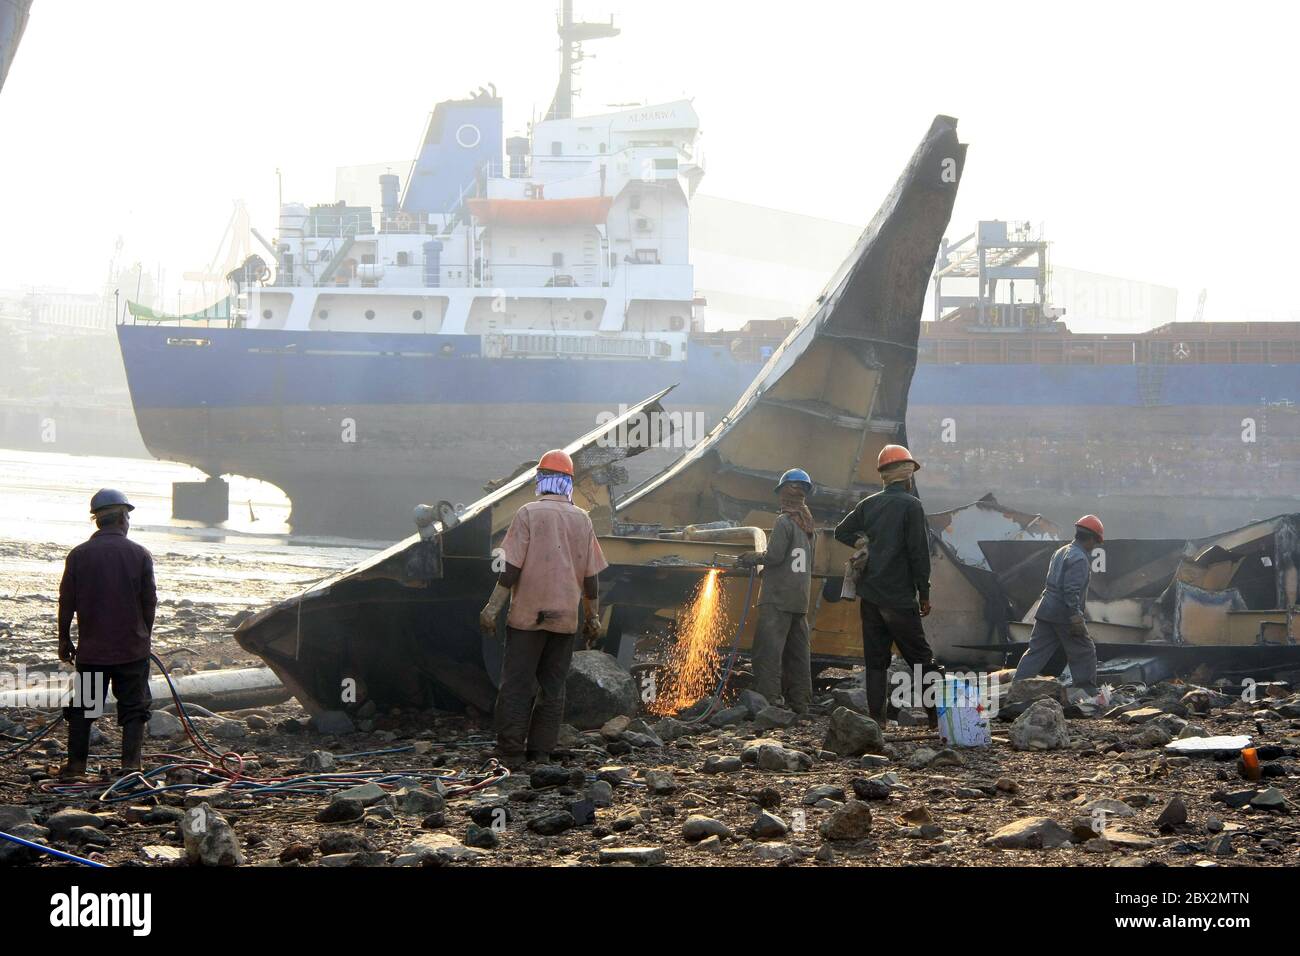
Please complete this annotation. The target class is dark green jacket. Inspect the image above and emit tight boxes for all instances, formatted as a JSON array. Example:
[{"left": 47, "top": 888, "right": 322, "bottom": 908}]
[
  {"left": 755, "top": 512, "right": 814, "bottom": 614},
  {"left": 834, "top": 482, "right": 931, "bottom": 609}
]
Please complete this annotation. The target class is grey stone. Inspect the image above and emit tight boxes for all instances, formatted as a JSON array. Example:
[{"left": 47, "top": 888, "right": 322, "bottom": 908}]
[
  {"left": 587, "top": 780, "right": 614, "bottom": 807},
  {"left": 682, "top": 815, "right": 733, "bottom": 841},
  {"left": 1081, "top": 798, "right": 1137, "bottom": 820},
  {"left": 394, "top": 787, "right": 444, "bottom": 816},
  {"left": 709, "top": 705, "right": 751, "bottom": 728},
  {"left": 336, "top": 782, "right": 389, "bottom": 806},
  {"left": 644, "top": 770, "right": 677, "bottom": 794},
  {"left": 315, "top": 797, "right": 364, "bottom": 823},
  {"left": 860, "top": 754, "right": 891, "bottom": 769},
  {"left": 622, "top": 731, "right": 663, "bottom": 749},
  {"left": 67, "top": 826, "right": 111, "bottom": 847},
  {"left": 528, "top": 811, "right": 576, "bottom": 836},
  {"left": 739, "top": 689, "right": 770, "bottom": 716},
  {"left": 529, "top": 765, "right": 583, "bottom": 789},
  {"left": 803, "top": 785, "right": 847, "bottom": 806},
  {"left": 652, "top": 717, "right": 688, "bottom": 741},
  {"left": 754, "top": 842, "right": 803, "bottom": 862},
  {"left": 318, "top": 831, "right": 372, "bottom": 855},
  {"left": 1251, "top": 787, "right": 1291, "bottom": 810},
  {"left": 1207, "top": 834, "right": 1235, "bottom": 857},
  {"left": 600, "top": 846, "right": 665, "bottom": 865},
  {"left": 0, "top": 805, "right": 35, "bottom": 830},
  {"left": 1007, "top": 676, "right": 1068, "bottom": 706},
  {"left": 1156, "top": 797, "right": 1188, "bottom": 830},
  {"left": 823, "top": 706, "right": 884, "bottom": 757},
  {"left": 464, "top": 824, "right": 499, "bottom": 849},
  {"left": 694, "top": 834, "right": 723, "bottom": 852},
  {"left": 403, "top": 833, "right": 484, "bottom": 864},
  {"left": 146, "top": 709, "right": 184, "bottom": 739},
  {"left": 0, "top": 824, "right": 49, "bottom": 864},
  {"left": 44, "top": 808, "right": 105, "bottom": 837},
  {"left": 929, "top": 748, "right": 965, "bottom": 768},
  {"left": 181, "top": 803, "right": 243, "bottom": 866},
  {"left": 756, "top": 743, "right": 813, "bottom": 773},
  {"left": 1010, "top": 699, "right": 1070, "bottom": 751},
  {"left": 989, "top": 816, "right": 1072, "bottom": 849},
  {"left": 907, "top": 747, "right": 939, "bottom": 769},
  {"left": 309, "top": 710, "right": 356, "bottom": 735},
  {"left": 702, "top": 755, "right": 743, "bottom": 774},
  {"left": 818, "top": 799, "right": 873, "bottom": 840},
  {"left": 750, "top": 811, "right": 788, "bottom": 840},
  {"left": 1120, "top": 707, "right": 1165, "bottom": 725},
  {"left": 740, "top": 737, "right": 784, "bottom": 762},
  {"left": 191, "top": 716, "right": 247, "bottom": 741},
  {"left": 755, "top": 706, "right": 797, "bottom": 730},
  {"left": 564, "top": 651, "right": 638, "bottom": 730},
  {"left": 302, "top": 750, "right": 337, "bottom": 772}
]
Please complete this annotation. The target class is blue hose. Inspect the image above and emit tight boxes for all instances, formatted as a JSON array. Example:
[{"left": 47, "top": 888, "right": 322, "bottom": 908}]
[{"left": 0, "top": 829, "right": 108, "bottom": 868}]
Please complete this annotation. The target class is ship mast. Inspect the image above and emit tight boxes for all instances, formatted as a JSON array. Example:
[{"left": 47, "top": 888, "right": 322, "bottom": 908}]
[
  {"left": 0, "top": 0, "right": 34, "bottom": 95},
  {"left": 544, "top": 0, "right": 619, "bottom": 121}
]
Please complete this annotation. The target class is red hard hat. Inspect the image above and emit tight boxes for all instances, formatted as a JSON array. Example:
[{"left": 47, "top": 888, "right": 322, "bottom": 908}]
[
  {"left": 877, "top": 444, "right": 920, "bottom": 471},
  {"left": 1075, "top": 514, "right": 1104, "bottom": 541},
  {"left": 537, "top": 449, "right": 574, "bottom": 477}
]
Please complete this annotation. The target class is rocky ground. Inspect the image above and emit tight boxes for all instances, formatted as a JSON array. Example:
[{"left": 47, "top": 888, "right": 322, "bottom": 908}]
[{"left": 2, "top": 537, "right": 1299, "bottom": 868}]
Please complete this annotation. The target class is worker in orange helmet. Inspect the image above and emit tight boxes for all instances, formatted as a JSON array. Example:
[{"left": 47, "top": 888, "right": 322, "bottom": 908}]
[
  {"left": 479, "top": 449, "right": 608, "bottom": 769},
  {"left": 834, "top": 443, "right": 942, "bottom": 729},
  {"left": 1013, "top": 515, "right": 1104, "bottom": 695}
]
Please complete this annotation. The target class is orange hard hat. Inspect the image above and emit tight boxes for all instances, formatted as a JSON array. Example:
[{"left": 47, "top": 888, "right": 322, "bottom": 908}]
[
  {"left": 537, "top": 449, "right": 574, "bottom": 476},
  {"left": 1075, "top": 514, "right": 1104, "bottom": 541},
  {"left": 877, "top": 444, "right": 920, "bottom": 471}
]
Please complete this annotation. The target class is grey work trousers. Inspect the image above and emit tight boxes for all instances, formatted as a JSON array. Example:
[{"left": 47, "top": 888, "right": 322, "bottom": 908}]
[
  {"left": 1013, "top": 618, "right": 1099, "bottom": 693},
  {"left": 750, "top": 605, "right": 812, "bottom": 712},
  {"left": 495, "top": 627, "right": 575, "bottom": 759}
]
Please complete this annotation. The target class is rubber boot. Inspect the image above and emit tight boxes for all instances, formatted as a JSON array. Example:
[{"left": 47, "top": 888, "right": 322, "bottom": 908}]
[
  {"left": 59, "top": 715, "right": 91, "bottom": 779},
  {"left": 922, "top": 663, "right": 945, "bottom": 730},
  {"left": 864, "top": 669, "right": 890, "bottom": 727},
  {"left": 120, "top": 719, "right": 145, "bottom": 773}
]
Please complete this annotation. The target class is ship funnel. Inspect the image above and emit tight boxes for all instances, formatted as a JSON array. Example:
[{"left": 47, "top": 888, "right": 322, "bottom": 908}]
[{"left": 379, "top": 174, "right": 400, "bottom": 213}]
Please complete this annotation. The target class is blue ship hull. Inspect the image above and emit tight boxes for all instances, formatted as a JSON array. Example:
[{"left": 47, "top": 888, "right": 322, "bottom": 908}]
[{"left": 118, "top": 324, "right": 1300, "bottom": 538}]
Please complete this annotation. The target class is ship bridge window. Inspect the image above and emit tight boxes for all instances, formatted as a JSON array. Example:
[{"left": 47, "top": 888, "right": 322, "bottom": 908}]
[
  {"left": 318, "top": 309, "right": 329, "bottom": 320},
  {"left": 412, "top": 309, "right": 423, "bottom": 321},
  {"left": 396, "top": 252, "right": 410, "bottom": 267},
  {"left": 669, "top": 315, "right": 685, "bottom": 331},
  {"left": 262, "top": 309, "right": 273, "bottom": 320},
  {"left": 551, "top": 142, "right": 562, "bottom": 156},
  {"left": 365, "top": 309, "right": 376, "bottom": 320},
  {"left": 584, "top": 309, "right": 594, "bottom": 321},
  {"left": 552, "top": 252, "right": 565, "bottom": 267}
]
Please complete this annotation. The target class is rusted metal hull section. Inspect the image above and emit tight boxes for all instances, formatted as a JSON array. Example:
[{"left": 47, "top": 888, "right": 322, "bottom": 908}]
[{"left": 618, "top": 115, "right": 966, "bottom": 529}]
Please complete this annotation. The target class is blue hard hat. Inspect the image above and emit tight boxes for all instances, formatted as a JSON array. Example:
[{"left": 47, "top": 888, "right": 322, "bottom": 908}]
[
  {"left": 89, "top": 488, "right": 134, "bottom": 514},
  {"left": 775, "top": 468, "right": 813, "bottom": 493}
]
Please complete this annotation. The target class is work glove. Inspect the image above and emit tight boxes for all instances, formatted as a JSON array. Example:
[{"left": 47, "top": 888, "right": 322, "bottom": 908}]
[
  {"left": 479, "top": 583, "right": 510, "bottom": 637},
  {"left": 581, "top": 597, "right": 602, "bottom": 648},
  {"left": 735, "top": 551, "right": 762, "bottom": 569},
  {"left": 1068, "top": 614, "right": 1089, "bottom": 639},
  {"left": 58, "top": 635, "right": 76, "bottom": 664}
]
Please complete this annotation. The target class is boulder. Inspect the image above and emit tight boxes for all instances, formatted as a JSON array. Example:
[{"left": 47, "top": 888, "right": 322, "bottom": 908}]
[
  {"left": 403, "top": 833, "right": 484, "bottom": 865},
  {"left": 756, "top": 744, "right": 813, "bottom": 773},
  {"left": 308, "top": 710, "right": 356, "bottom": 735},
  {"left": 822, "top": 707, "right": 884, "bottom": 757},
  {"left": 755, "top": 706, "right": 797, "bottom": 730},
  {"left": 988, "top": 816, "right": 1072, "bottom": 849},
  {"left": 802, "top": 785, "right": 847, "bottom": 806},
  {"left": 818, "top": 800, "right": 873, "bottom": 840},
  {"left": 738, "top": 689, "right": 769, "bottom": 717},
  {"left": 1010, "top": 699, "right": 1070, "bottom": 751},
  {"left": 600, "top": 846, "right": 665, "bottom": 865},
  {"left": 564, "top": 652, "right": 637, "bottom": 729},
  {"left": 181, "top": 803, "right": 243, "bottom": 866},
  {"left": 701, "top": 755, "right": 743, "bottom": 774},
  {"left": 1007, "top": 676, "right": 1068, "bottom": 706},
  {"left": 528, "top": 811, "right": 576, "bottom": 836},
  {"left": 0, "top": 823, "right": 50, "bottom": 864},
  {"left": 750, "top": 811, "right": 789, "bottom": 840},
  {"left": 709, "top": 705, "right": 751, "bottom": 728},
  {"left": 682, "top": 815, "right": 733, "bottom": 841},
  {"left": 0, "top": 805, "right": 35, "bottom": 830},
  {"left": 44, "top": 808, "right": 105, "bottom": 838},
  {"left": 315, "top": 797, "right": 364, "bottom": 823},
  {"left": 146, "top": 709, "right": 184, "bottom": 739}
]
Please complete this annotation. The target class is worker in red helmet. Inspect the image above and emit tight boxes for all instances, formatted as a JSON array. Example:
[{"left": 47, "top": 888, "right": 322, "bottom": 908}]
[
  {"left": 1013, "top": 515, "right": 1104, "bottom": 694},
  {"left": 833, "top": 443, "right": 942, "bottom": 729},
  {"left": 479, "top": 449, "right": 608, "bottom": 769}
]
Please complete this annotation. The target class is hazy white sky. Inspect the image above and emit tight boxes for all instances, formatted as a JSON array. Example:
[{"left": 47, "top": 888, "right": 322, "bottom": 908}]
[{"left": 1, "top": 0, "right": 1295, "bottom": 323}]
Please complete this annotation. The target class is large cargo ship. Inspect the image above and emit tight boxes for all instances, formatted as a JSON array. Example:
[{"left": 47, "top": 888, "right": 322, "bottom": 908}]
[{"left": 116, "top": 11, "right": 1299, "bottom": 541}]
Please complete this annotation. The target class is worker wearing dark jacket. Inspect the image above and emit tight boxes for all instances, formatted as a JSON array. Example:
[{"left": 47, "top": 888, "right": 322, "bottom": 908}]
[
  {"left": 1013, "top": 515, "right": 1103, "bottom": 694},
  {"left": 737, "top": 468, "right": 816, "bottom": 713},
  {"left": 834, "top": 444, "right": 941, "bottom": 727},
  {"left": 57, "top": 489, "right": 157, "bottom": 778}
]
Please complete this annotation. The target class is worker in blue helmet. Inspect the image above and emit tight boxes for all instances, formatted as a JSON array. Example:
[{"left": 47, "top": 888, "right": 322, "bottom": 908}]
[{"left": 735, "top": 468, "right": 816, "bottom": 713}]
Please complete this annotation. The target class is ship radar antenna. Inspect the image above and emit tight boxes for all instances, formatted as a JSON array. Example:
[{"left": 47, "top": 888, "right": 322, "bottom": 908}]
[{"left": 545, "top": 0, "right": 619, "bottom": 121}]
